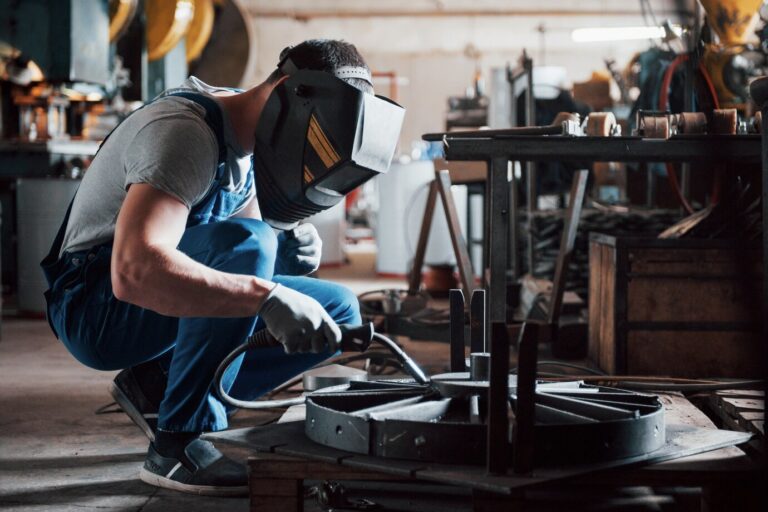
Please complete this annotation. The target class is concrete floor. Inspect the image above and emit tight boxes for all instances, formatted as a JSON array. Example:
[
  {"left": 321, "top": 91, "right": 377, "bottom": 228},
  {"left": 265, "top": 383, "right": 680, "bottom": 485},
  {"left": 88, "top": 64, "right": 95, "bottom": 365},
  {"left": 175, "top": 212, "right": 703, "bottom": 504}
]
[
  {"left": 0, "top": 263, "right": 409, "bottom": 511},
  {"left": 0, "top": 317, "right": 257, "bottom": 511}
]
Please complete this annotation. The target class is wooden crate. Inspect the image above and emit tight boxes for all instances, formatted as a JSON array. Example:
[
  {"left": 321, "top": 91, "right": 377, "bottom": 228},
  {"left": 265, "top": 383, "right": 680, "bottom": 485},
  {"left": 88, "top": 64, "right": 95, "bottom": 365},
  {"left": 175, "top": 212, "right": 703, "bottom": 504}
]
[{"left": 588, "top": 234, "right": 764, "bottom": 378}]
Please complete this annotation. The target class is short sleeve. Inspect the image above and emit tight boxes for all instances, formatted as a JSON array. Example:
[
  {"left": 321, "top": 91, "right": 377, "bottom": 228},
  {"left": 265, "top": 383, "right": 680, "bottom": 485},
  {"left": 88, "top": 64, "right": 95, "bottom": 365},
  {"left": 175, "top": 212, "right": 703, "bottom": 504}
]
[{"left": 124, "top": 115, "right": 218, "bottom": 208}]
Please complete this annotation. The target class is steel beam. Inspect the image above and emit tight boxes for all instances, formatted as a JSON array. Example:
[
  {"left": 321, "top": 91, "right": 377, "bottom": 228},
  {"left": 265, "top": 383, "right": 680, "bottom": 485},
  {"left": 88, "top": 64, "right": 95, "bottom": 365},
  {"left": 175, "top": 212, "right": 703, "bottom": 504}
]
[{"left": 425, "top": 135, "right": 762, "bottom": 164}]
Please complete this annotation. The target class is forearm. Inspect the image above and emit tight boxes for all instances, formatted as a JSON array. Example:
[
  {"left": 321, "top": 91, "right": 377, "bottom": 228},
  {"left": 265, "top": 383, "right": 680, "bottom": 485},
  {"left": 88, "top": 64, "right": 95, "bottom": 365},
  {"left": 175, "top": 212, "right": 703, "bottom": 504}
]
[{"left": 112, "top": 244, "right": 274, "bottom": 317}]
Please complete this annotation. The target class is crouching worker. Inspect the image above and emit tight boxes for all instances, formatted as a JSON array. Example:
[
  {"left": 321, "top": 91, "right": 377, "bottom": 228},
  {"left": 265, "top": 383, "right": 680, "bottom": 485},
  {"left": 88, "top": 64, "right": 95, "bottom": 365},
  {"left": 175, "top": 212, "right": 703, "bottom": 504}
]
[{"left": 40, "top": 40, "right": 404, "bottom": 496}]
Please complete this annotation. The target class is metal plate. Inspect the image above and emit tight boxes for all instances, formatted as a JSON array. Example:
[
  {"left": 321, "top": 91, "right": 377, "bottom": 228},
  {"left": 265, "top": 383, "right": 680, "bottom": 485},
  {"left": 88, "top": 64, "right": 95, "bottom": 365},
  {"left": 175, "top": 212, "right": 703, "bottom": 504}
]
[{"left": 205, "top": 421, "right": 753, "bottom": 494}]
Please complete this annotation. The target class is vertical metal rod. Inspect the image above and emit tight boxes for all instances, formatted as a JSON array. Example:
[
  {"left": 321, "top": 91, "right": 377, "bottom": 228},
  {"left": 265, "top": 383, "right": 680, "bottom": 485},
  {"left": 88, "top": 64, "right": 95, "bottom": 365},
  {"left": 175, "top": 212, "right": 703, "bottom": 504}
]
[
  {"left": 761, "top": 103, "right": 768, "bottom": 403},
  {"left": 488, "top": 157, "right": 510, "bottom": 324},
  {"left": 486, "top": 322, "right": 511, "bottom": 475},
  {"left": 762, "top": 102, "right": 768, "bottom": 492},
  {"left": 436, "top": 170, "right": 475, "bottom": 295},
  {"left": 547, "top": 170, "right": 589, "bottom": 325},
  {"left": 524, "top": 52, "right": 537, "bottom": 275},
  {"left": 681, "top": 35, "right": 695, "bottom": 207},
  {"left": 645, "top": 163, "right": 655, "bottom": 208},
  {"left": 470, "top": 289, "right": 486, "bottom": 353},
  {"left": 449, "top": 289, "right": 466, "bottom": 372},
  {"left": 509, "top": 161, "right": 520, "bottom": 278},
  {"left": 513, "top": 322, "right": 539, "bottom": 474},
  {"left": 407, "top": 181, "right": 438, "bottom": 295}
]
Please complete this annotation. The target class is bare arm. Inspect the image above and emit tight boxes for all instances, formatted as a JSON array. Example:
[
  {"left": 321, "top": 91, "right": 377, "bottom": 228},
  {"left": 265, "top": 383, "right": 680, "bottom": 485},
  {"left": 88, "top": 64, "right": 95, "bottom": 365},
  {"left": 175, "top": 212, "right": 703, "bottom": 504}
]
[{"left": 111, "top": 183, "right": 274, "bottom": 317}]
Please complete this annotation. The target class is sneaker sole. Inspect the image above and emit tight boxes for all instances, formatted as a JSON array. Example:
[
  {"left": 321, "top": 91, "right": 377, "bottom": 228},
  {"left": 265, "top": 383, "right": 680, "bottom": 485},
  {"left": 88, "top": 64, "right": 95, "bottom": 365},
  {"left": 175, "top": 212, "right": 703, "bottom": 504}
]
[
  {"left": 139, "top": 468, "right": 248, "bottom": 497},
  {"left": 109, "top": 382, "right": 156, "bottom": 442}
]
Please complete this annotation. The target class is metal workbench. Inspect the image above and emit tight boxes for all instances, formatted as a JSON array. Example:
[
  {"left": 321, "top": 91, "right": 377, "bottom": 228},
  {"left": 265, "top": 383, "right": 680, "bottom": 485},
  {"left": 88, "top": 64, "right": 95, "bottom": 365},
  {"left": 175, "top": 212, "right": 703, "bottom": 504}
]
[{"left": 422, "top": 131, "right": 765, "bottom": 473}]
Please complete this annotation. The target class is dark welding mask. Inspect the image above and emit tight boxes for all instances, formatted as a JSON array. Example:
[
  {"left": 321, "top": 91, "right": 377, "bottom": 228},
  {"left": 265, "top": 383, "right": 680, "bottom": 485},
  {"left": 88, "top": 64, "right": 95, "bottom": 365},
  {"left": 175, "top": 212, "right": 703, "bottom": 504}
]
[{"left": 253, "top": 60, "right": 405, "bottom": 229}]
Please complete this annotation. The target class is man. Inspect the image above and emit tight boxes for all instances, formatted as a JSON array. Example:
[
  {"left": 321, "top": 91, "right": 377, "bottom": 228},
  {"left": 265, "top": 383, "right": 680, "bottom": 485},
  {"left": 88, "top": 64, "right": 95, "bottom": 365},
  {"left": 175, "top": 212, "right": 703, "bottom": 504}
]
[{"left": 41, "top": 40, "right": 404, "bottom": 496}]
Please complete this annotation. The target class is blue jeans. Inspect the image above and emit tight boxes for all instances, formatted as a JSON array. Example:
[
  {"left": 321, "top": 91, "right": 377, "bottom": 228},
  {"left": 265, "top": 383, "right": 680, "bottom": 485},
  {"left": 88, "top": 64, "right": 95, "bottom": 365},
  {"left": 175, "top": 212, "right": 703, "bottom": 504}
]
[{"left": 46, "top": 218, "right": 360, "bottom": 432}]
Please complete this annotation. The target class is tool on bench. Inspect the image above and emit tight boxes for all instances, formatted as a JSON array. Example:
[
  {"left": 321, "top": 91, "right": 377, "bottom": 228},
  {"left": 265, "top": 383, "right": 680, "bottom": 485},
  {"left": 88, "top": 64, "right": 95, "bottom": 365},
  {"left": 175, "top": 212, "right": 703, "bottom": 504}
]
[
  {"left": 424, "top": 111, "right": 583, "bottom": 140},
  {"left": 212, "top": 322, "right": 430, "bottom": 410}
]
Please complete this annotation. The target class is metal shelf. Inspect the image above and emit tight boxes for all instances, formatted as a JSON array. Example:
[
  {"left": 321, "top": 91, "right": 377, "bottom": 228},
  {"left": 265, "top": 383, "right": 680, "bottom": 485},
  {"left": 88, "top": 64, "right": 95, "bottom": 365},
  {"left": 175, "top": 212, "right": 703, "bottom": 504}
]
[{"left": 426, "top": 134, "right": 762, "bottom": 164}]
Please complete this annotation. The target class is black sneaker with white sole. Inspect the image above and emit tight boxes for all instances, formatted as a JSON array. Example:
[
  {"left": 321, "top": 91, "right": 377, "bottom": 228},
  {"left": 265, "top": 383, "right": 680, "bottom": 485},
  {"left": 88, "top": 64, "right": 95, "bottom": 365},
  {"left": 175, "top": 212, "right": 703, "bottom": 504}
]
[
  {"left": 140, "top": 438, "right": 248, "bottom": 496},
  {"left": 110, "top": 364, "right": 165, "bottom": 441}
]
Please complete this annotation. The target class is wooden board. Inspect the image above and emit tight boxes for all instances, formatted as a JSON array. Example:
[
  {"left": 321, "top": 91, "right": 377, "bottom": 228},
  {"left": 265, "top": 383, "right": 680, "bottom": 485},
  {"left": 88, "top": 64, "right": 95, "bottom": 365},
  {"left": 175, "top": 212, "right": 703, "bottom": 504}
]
[
  {"left": 627, "top": 248, "right": 762, "bottom": 277},
  {"left": 588, "top": 242, "right": 617, "bottom": 373},
  {"left": 208, "top": 420, "right": 752, "bottom": 494},
  {"left": 626, "top": 331, "right": 764, "bottom": 378},
  {"left": 721, "top": 397, "right": 765, "bottom": 414},
  {"left": 627, "top": 277, "right": 761, "bottom": 323},
  {"left": 704, "top": 389, "right": 764, "bottom": 446}
]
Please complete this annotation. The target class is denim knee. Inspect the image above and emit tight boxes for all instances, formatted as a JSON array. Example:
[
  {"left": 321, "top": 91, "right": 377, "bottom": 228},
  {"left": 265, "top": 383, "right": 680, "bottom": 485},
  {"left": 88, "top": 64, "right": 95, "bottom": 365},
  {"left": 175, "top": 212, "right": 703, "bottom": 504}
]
[
  {"left": 327, "top": 283, "right": 362, "bottom": 325},
  {"left": 183, "top": 219, "right": 278, "bottom": 278},
  {"left": 204, "top": 218, "right": 277, "bottom": 257}
]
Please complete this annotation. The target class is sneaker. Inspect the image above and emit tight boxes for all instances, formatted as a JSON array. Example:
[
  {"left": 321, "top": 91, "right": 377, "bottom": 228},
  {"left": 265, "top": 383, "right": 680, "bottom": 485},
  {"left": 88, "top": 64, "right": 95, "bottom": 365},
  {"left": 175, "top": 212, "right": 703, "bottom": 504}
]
[
  {"left": 139, "top": 438, "right": 248, "bottom": 496},
  {"left": 109, "top": 367, "right": 162, "bottom": 441}
]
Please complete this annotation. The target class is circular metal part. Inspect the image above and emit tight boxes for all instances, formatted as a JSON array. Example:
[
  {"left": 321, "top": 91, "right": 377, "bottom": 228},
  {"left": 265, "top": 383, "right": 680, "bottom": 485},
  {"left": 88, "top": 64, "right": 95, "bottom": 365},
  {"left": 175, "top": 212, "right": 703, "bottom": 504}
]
[
  {"left": 677, "top": 112, "right": 708, "bottom": 134},
  {"left": 188, "top": 0, "right": 253, "bottom": 88},
  {"left": 302, "top": 364, "right": 368, "bottom": 392},
  {"left": 109, "top": 0, "right": 139, "bottom": 42},
  {"left": 145, "top": 0, "right": 195, "bottom": 61},
  {"left": 641, "top": 115, "right": 670, "bottom": 139},
  {"left": 305, "top": 378, "right": 665, "bottom": 467},
  {"left": 585, "top": 112, "right": 617, "bottom": 137},
  {"left": 186, "top": 0, "right": 215, "bottom": 62},
  {"left": 469, "top": 353, "right": 490, "bottom": 381},
  {"left": 711, "top": 108, "right": 739, "bottom": 135}
]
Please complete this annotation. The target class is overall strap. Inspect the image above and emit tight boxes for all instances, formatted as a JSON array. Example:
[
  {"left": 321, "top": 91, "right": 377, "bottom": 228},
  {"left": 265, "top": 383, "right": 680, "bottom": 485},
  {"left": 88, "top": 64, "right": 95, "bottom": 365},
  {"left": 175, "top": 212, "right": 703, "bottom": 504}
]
[
  {"left": 40, "top": 198, "right": 76, "bottom": 285},
  {"left": 166, "top": 91, "right": 227, "bottom": 164}
]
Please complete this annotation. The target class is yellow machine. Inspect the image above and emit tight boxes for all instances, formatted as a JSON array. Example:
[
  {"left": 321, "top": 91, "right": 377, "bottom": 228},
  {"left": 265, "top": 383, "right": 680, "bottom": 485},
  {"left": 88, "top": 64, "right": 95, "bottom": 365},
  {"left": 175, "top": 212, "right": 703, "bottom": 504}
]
[{"left": 700, "top": 0, "right": 766, "bottom": 109}]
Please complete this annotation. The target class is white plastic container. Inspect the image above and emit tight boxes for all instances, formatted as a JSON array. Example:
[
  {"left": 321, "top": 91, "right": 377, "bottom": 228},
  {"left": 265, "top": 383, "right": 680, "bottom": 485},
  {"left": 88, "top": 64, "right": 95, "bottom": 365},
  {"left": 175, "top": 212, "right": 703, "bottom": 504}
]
[{"left": 375, "top": 160, "right": 467, "bottom": 276}]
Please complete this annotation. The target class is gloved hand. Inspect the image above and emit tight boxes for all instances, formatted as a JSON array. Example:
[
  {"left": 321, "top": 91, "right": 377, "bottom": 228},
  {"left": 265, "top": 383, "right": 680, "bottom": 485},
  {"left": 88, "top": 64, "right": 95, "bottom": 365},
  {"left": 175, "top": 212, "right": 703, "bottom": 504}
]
[
  {"left": 258, "top": 284, "right": 341, "bottom": 354},
  {"left": 274, "top": 224, "right": 322, "bottom": 276}
]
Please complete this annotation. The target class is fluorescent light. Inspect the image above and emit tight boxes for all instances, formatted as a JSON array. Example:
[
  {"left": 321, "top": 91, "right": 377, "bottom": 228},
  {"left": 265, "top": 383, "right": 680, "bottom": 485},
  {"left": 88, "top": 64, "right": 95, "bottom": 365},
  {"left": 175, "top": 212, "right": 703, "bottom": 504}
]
[{"left": 572, "top": 25, "right": 682, "bottom": 43}]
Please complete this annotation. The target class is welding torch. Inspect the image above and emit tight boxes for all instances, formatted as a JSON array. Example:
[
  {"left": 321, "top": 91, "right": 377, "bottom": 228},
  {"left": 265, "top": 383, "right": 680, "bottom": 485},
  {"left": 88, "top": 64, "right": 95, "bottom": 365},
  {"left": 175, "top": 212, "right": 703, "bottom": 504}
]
[{"left": 212, "top": 322, "right": 429, "bottom": 410}]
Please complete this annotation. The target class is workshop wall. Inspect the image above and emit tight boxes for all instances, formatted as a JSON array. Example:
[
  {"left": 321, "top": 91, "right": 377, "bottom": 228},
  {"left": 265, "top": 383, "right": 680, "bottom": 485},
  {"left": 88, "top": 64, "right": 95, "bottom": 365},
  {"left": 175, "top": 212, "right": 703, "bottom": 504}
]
[{"left": 238, "top": 0, "right": 693, "bottom": 147}]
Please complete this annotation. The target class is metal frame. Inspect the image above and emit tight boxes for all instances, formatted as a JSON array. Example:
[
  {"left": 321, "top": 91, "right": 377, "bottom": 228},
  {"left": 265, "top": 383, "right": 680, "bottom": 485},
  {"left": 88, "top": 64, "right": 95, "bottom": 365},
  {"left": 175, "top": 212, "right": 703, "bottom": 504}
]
[
  {"left": 420, "top": 133, "right": 762, "bottom": 347},
  {"left": 419, "top": 130, "right": 763, "bottom": 475}
]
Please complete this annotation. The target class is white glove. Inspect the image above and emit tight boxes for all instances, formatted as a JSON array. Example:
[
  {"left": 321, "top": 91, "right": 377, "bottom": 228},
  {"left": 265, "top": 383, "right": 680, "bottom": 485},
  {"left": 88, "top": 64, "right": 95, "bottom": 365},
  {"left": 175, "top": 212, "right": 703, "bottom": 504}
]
[
  {"left": 275, "top": 223, "right": 322, "bottom": 276},
  {"left": 258, "top": 284, "right": 341, "bottom": 354}
]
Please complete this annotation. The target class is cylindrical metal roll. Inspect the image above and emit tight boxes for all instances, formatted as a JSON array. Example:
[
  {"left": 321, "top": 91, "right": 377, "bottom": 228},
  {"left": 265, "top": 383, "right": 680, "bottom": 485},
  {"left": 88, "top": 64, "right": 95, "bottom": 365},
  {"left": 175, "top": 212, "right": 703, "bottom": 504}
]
[
  {"left": 711, "top": 108, "right": 738, "bottom": 135},
  {"left": 585, "top": 112, "right": 617, "bottom": 137},
  {"left": 642, "top": 116, "right": 670, "bottom": 139},
  {"left": 677, "top": 112, "right": 708, "bottom": 134},
  {"left": 470, "top": 352, "right": 490, "bottom": 381}
]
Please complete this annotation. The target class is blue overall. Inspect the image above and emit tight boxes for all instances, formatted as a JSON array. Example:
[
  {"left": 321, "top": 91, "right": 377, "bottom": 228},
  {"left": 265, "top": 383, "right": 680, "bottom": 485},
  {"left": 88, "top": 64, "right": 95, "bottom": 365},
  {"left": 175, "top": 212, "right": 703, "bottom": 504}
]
[{"left": 40, "top": 92, "right": 360, "bottom": 433}]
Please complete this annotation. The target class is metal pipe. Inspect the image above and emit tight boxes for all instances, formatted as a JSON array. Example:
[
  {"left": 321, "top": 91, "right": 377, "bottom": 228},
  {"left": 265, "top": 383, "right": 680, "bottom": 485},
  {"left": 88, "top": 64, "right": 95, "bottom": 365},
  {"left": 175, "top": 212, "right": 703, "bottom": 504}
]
[{"left": 523, "top": 51, "right": 537, "bottom": 275}]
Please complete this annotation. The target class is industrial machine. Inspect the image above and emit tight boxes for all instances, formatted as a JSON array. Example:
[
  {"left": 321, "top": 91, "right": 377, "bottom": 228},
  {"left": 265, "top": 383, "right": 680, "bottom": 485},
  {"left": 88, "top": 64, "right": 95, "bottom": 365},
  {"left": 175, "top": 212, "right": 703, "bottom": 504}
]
[{"left": 700, "top": 0, "right": 767, "bottom": 110}]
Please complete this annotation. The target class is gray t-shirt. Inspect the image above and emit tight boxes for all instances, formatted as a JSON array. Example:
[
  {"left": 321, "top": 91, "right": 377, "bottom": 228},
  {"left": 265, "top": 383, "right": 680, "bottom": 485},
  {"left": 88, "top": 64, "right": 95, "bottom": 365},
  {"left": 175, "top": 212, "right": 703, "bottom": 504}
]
[{"left": 60, "top": 77, "right": 256, "bottom": 255}]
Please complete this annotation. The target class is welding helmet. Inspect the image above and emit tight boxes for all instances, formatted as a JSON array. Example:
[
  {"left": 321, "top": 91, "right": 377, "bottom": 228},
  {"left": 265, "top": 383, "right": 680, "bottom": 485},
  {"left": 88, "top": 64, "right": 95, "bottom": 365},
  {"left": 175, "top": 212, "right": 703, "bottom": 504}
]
[{"left": 253, "top": 59, "right": 405, "bottom": 229}]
